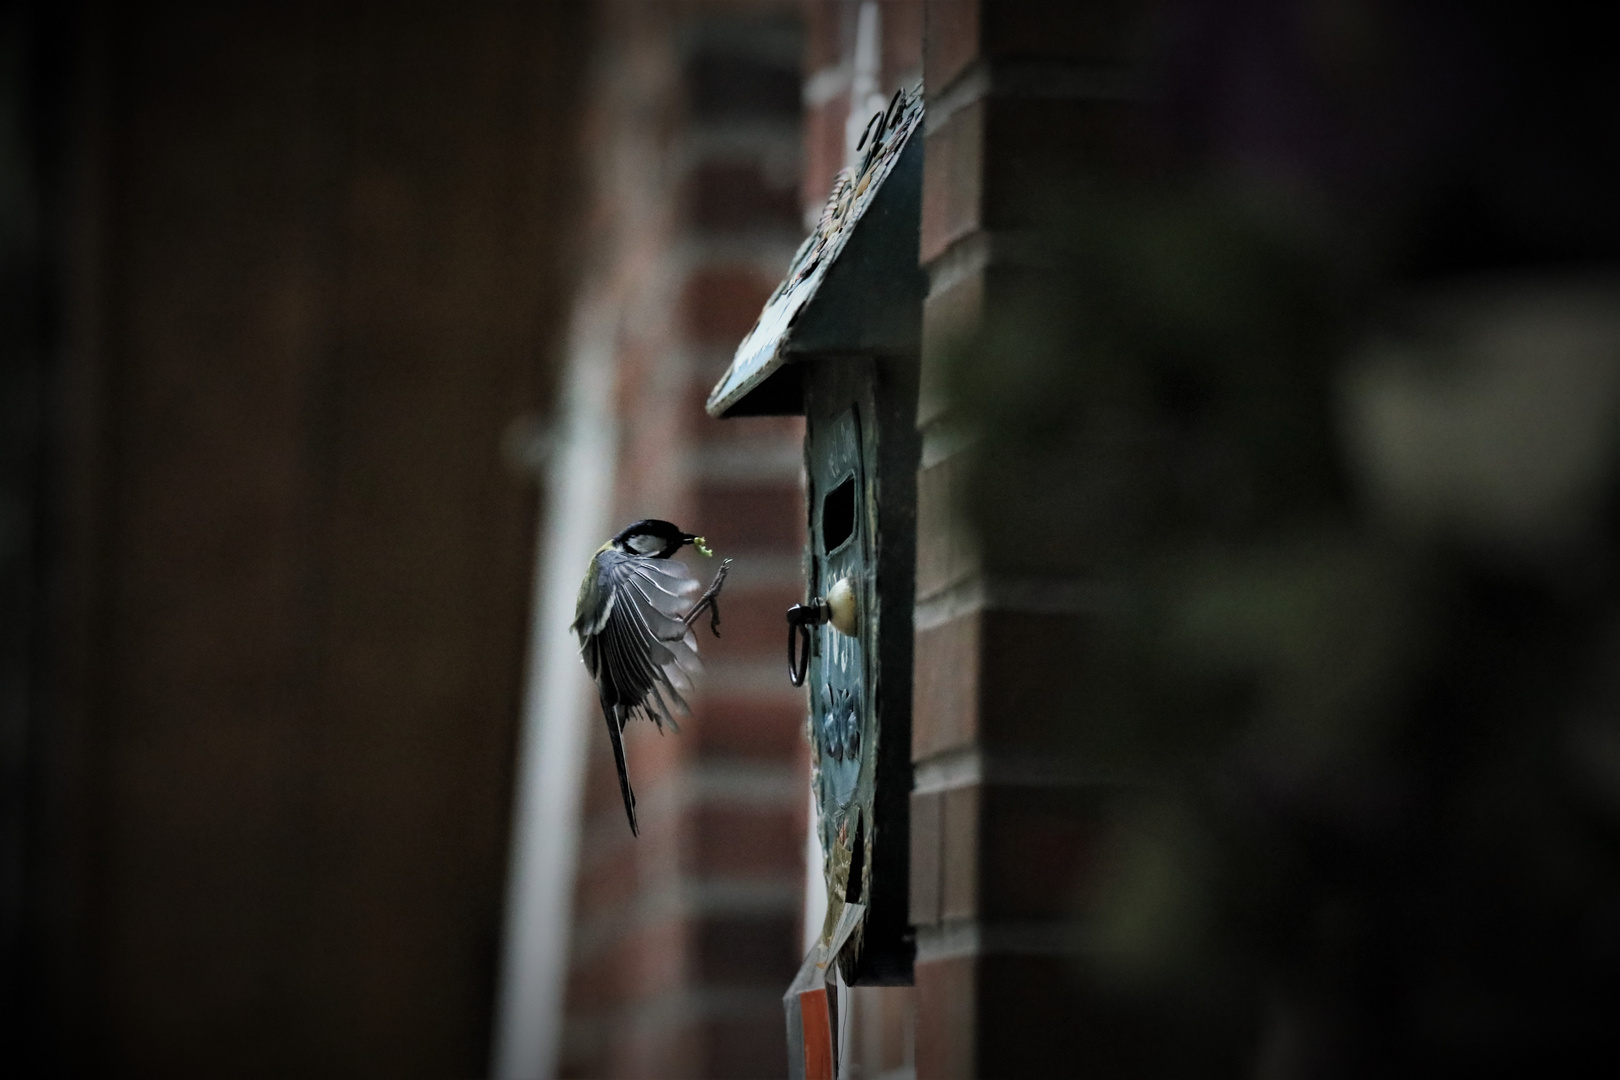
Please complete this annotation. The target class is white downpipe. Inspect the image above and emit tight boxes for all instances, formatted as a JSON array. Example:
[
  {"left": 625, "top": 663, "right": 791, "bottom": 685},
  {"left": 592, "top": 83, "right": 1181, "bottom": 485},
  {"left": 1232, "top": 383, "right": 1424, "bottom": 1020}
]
[
  {"left": 843, "top": 2, "right": 887, "bottom": 169},
  {"left": 492, "top": 300, "right": 620, "bottom": 1080}
]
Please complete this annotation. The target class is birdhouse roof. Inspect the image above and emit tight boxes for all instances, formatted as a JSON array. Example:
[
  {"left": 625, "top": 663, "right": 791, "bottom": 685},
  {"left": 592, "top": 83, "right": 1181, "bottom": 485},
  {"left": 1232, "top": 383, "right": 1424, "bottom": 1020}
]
[{"left": 706, "top": 85, "right": 925, "bottom": 418}]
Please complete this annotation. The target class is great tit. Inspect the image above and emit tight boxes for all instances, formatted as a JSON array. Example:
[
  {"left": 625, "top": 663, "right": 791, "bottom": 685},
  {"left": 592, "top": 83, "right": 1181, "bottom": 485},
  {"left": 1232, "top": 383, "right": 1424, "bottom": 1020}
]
[{"left": 572, "top": 519, "right": 730, "bottom": 835}]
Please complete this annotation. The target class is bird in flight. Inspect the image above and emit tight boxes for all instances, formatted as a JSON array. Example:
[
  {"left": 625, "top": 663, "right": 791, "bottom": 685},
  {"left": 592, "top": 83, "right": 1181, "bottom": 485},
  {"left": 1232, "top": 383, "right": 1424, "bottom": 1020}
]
[{"left": 572, "top": 519, "right": 730, "bottom": 835}]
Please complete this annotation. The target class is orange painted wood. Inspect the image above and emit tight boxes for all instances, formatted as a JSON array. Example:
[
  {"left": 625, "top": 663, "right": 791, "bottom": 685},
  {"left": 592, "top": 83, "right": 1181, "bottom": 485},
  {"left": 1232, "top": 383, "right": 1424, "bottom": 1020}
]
[{"left": 799, "top": 988, "right": 836, "bottom": 1080}]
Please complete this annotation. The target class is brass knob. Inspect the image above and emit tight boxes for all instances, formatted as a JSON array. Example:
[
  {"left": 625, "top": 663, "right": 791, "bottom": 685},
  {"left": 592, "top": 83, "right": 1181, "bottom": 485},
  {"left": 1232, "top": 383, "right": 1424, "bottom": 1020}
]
[
  {"left": 825, "top": 576, "right": 858, "bottom": 637},
  {"left": 784, "top": 576, "right": 859, "bottom": 686}
]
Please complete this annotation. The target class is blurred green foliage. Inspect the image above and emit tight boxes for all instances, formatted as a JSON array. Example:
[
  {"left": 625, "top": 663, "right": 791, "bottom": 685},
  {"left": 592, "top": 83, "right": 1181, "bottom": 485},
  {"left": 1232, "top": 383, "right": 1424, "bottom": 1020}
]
[{"left": 942, "top": 177, "right": 1620, "bottom": 1074}]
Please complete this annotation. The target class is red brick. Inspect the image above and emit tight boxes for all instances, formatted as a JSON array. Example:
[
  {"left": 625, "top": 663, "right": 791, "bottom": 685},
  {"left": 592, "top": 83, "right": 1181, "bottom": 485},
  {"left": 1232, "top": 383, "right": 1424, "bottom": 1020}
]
[
  {"left": 574, "top": 838, "right": 641, "bottom": 914},
  {"left": 877, "top": 985, "right": 916, "bottom": 1072},
  {"left": 582, "top": 744, "right": 628, "bottom": 820},
  {"left": 693, "top": 914, "right": 800, "bottom": 983},
  {"left": 924, "top": 0, "right": 980, "bottom": 94},
  {"left": 607, "top": 1010, "right": 705, "bottom": 1080},
  {"left": 920, "top": 96, "right": 1137, "bottom": 266},
  {"left": 565, "top": 955, "right": 618, "bottom": 1012},
  {"left": 566, "top": 917, "right": 695, "bottom": 1013},
  {"left": 915, "top": 955, "right": 977, "bottom": 1080},
  {"left": 981, "top": 785, "right": 1102, "bottom": 920},
  {"left": 913, "top": 451, "right": 976, "bottom": 597},
  {"left": 578, "top": 732, "right": 679, "bottom": 850},
  {"left": 701, "top": 1010, "right": 792, "bottom": 1079},
  {"left": 804, "top": 0, "right": 848, "bottom": 73},
  {"left": 802, "top": 95, "right": 850, "bottom": 214},
  {"left": 584, "top": 917, "right": 691, "bottom": 1004},
  {"left": 845, "top": 985, "right": 918, "bottom": 1079},
  {"left": 920, "top": 99, "right": 984, "bottom": 262},
  {"left": 881, "top": 0, "right": 925, "bottom": 85},
  {"left": 940, "top": 784, "right": 980, "bottom": 920},
  {"left": 690, "top": 804, "right": 804, "bottom": 876},
  {"left": 920, "top": 264, "right": 983, "bottom": 386},
  {"left": 686, "top": 50, "right": 802, "bottom": 121},
  {"left": 622, "top": 707, "right": 694, "bottom": 792},
  {"left": 693, "top": 481, "right": 807, "bottom": 552},
  {"left": 692, "top": 410, "right": 804, "bottom": 450},
  {"left": 699, "top": 582, "right": 807, "bottom": 664},
  {"left": 684, "top": 264, "right": 777, "bottom": 345},
  {"left": 979, "top": 610, "right": 1099, "bottom": 753},
  {"left": 915, "top": 458, "right": 951, "bottom": 596},
  {"left": 687, "top": 358, "right": 808, "bottom": 428},
  {"left": 688, "top": 161, "right": 801, "bottom": 233},
  {"left": 912, "top": 611, "right": 980, "bottom": 760},
  {"left": 690, "top": 695, "right": 806, "bottom": 760},
  {"left": 910, "top": 788, "right": 943, "bottom": 925},
  {"left": 626, "top": 919, "right": 693, "bottom": 1002}
]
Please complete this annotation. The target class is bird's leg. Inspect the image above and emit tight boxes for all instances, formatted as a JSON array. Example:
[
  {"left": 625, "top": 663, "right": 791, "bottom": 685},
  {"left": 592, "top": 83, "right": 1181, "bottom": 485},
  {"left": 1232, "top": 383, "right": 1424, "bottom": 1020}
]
[{"left": 681, "top": 558, "right": 732, "bottom": 637}]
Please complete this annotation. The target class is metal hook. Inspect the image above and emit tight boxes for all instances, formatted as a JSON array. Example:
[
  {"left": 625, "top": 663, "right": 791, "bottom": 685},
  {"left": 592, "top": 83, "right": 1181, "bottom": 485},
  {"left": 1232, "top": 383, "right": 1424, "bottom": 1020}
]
[{"left": 786, "top": 599, "right": 830, "bottom": 686}]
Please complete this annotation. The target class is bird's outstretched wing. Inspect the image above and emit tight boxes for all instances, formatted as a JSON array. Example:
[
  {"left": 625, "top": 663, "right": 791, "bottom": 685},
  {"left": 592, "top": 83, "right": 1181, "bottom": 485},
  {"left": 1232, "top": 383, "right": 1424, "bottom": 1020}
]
[{"left": 575, "top": 549, "right": 703, "bottom": 833}]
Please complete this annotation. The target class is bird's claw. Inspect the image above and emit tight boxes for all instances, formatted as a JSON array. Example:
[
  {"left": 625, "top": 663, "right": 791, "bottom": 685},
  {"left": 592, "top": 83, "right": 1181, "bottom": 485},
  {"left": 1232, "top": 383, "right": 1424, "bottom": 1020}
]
[{"left": 686, "top": 559, "right": 731, "bottom": 637}]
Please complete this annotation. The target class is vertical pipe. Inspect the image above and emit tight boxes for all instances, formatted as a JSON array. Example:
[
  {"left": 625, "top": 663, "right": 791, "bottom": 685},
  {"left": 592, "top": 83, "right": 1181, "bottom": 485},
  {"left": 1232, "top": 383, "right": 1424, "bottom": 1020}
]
[
  {"left": 491, "top": 301, "right": 619, "bottom": 1080},
  {"left": 844, "top": 2, "right": 885, "bottom": 168}
]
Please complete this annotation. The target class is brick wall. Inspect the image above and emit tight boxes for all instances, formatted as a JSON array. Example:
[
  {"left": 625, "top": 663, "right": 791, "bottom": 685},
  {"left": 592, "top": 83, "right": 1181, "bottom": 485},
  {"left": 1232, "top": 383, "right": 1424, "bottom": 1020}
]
[
  {"left": 911, "top": 1, "right": 1148, "bottom": 1076},
  {"left": 558, "top": 4, "right": 811, "bottom": 1078}
]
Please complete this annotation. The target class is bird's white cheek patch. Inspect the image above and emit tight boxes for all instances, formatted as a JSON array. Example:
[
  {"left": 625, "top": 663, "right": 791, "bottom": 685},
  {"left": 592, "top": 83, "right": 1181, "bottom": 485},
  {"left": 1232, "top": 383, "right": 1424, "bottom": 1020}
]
[{"left": 627, "top": 534, "right": 663, "bottom": 554}]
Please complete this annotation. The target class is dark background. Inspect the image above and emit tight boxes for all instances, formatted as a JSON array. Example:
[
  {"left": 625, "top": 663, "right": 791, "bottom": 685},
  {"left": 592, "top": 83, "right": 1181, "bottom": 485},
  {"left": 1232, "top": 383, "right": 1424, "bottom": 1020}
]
[{"left": 2, "top": 3, "right": 585, "bottom": 1074}]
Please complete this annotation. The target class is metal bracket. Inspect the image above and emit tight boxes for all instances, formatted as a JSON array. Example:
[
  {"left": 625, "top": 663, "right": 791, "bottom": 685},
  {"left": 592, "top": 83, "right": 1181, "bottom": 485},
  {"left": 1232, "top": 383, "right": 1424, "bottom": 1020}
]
[{"left": 786, "top": 598, "right": 831, "bottom": 686}]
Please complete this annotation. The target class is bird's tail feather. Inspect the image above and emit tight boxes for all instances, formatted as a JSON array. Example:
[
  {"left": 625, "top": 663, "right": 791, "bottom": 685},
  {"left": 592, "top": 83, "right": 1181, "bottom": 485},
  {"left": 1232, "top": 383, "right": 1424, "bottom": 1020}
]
[{"left": 602, "top": 700, "right": 638, "bottom": 836}]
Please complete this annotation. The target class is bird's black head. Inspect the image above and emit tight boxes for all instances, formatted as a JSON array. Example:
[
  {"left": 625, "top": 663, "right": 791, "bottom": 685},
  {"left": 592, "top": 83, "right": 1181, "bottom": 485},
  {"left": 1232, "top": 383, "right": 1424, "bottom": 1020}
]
[{"left": 612, "top": 519, "right": 696, "bottom": 559}]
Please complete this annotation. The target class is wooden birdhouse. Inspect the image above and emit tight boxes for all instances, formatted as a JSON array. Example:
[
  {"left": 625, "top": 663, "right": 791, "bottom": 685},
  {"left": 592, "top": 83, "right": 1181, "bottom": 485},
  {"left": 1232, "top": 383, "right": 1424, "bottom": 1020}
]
[{"left": 707, "top": 86, "right": 924, "bottom": 991}]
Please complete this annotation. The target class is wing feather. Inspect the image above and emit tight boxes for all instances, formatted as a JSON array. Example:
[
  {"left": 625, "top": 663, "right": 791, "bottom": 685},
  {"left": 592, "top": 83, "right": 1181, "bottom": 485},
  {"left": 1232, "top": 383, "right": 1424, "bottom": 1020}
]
[
  {"left": 577, "top": 548, "right": 718, "bottom": 829},
  {"left": 580, "top": 551, "right": 698, "bottom": 718}
]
